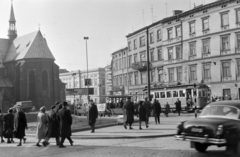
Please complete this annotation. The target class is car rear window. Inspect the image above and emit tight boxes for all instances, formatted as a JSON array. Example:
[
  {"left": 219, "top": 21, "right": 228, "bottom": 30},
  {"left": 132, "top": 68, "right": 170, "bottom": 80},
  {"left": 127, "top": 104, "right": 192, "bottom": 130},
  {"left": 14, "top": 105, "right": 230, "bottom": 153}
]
[{"left": 200, "top": 105, "right": 239, "bottom": 119}]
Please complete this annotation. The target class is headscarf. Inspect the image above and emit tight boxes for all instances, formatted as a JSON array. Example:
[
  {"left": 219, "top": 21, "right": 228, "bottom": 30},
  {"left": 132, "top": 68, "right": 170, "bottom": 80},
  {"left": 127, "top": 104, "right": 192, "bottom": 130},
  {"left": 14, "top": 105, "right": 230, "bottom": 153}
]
[{"left": 39, "top": 106, "right": 46, "bottom": 113}]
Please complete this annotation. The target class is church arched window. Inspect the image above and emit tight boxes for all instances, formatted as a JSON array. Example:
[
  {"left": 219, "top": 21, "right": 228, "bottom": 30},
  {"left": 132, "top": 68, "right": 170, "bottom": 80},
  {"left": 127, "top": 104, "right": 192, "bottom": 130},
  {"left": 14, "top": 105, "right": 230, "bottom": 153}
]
[
  {"left": 29, "top": 70, "right": 36, "bottom": 100},
  {"left": 42, "top": 70, "right": 48, "bottom": 97}
]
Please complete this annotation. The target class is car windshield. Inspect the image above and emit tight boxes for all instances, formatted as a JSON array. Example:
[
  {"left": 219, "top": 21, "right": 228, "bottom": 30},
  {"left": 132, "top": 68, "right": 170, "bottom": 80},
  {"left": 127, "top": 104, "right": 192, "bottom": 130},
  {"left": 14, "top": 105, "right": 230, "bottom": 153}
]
[{"left": 200, "top": 105, "right": 239, "bottom": 119}]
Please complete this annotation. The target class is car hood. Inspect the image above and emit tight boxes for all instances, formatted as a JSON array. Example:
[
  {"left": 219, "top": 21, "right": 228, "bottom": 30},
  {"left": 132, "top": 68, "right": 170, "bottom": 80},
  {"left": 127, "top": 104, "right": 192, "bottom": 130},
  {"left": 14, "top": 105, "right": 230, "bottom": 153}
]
[{"left": 183, "top": 117, "right": 234, "bottom": 137}]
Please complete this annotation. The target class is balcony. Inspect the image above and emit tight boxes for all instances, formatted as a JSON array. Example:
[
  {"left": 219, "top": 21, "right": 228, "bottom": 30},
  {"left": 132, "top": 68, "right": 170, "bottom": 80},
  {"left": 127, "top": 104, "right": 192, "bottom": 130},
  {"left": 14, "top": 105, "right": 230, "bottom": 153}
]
[
  {"left": 221, "top": 25, "right": 229, "bottom": 31},
  {"left": 189, "top": 55, "right": 196, "bottom": 60},
  {"left": 203, "top": 78, "right": 211, "bottom": 83},
  {"left": 220, "top": 49, "right": 231, "bottom": 55},
  {"left": 202, "top": 29, "right": 210, "bottom": 35},
  {"left": 222, "top": 76, "right": 232, "bottom": 81},
  {"left": 164, "top": 58, "right": 185, "bottom": 64},
  {"left": 189, "top": 32, "right": 196, "bottom": 38},
  {"left": 131, "top": 61, "right": 152, "bottom": 72},
  {"left": 202, "top": 53, "right": 211, "bottom": 58},
  {"left": 163, "top": 36, "right": 181, "bottom": 45}
]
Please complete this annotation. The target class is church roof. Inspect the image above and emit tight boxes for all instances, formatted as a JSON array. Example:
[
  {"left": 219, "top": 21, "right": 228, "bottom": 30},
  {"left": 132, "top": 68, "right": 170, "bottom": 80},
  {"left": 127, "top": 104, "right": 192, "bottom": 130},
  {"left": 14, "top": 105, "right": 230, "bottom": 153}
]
[
  {"left": 4, "top": 30, "right": 55, "bottom": 62},
  {"left": 0, "top": 39, "right": 9, "bottom": 58},
  {"left": 9, "top": 3, "right": 16, "bottom": 22}
]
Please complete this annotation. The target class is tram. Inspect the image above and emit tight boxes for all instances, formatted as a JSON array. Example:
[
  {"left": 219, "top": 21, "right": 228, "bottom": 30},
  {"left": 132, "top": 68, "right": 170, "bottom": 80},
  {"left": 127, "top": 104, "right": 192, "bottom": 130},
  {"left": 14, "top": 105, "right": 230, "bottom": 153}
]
[{"left": 150, "top": 83, "right": 210, "bottom": 112}]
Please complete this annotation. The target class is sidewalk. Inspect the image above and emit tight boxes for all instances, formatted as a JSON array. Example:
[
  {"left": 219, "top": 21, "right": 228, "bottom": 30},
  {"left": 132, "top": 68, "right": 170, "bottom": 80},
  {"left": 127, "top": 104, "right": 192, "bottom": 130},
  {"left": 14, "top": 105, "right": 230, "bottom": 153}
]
[{"left": 26, "top": 113, "right": 196, "bottom": 139}]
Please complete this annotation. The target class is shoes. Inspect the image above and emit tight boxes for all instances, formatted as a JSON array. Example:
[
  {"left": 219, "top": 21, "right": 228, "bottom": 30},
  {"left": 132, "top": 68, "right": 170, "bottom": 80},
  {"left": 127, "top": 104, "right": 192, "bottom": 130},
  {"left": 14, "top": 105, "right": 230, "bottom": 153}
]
[
  {"left": 146, "top": 125, "right": 149, "bottom": 128},
  {"left": 59, "top": 145, "right": 66, "bottom": 148},
  {"left": 17, "top": 143, "right": 22, "bottom": 146},
  {"left": 129, "top": 127, "right": 133, "bottom": 130},
  {"left": 36, "top": 143, "right": 41, "bottom": 147},
  {"left": 1, "top": 139, "right": 5, "bottom": 143},
  {"left": 70, "top": 141, "right": 74, "bottom": 146},
  {"left": 139, "top": 127, "right": 142, "bottom": 130},
  {"left": 7, "top": 140, "right": 11, "bottom": 144},
  {"left": 23, "top": 138, "right": 26, "bottom": 143},
  {"left": 124, "top": 125, "right": 127, "bottom": 129},
  {"left": 91, "top": 130, "right": 95, "bottom": 133},
  {"left": 42, "top": 141, "right": 49, "bottom": 147},
  {"left": 11, "top": 140, "right": 14, "bottom": 143}
]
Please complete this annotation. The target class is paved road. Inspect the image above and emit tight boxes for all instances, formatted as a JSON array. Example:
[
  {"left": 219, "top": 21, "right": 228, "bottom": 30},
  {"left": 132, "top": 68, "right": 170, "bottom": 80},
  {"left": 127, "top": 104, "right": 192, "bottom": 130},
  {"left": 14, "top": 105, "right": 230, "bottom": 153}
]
[{"left": 0, "top": 136, "right": 230, "bottom": 157}]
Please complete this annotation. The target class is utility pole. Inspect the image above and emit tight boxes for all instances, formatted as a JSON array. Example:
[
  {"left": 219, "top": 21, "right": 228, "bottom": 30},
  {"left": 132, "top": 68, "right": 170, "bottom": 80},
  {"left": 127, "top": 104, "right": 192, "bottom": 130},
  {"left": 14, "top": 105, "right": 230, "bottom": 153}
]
[
  {"left": 84, "top": 37, "right": 89, "bottom": 103},
  {"left": 146, "top": 28, "right": 151, "bottom": 101}
]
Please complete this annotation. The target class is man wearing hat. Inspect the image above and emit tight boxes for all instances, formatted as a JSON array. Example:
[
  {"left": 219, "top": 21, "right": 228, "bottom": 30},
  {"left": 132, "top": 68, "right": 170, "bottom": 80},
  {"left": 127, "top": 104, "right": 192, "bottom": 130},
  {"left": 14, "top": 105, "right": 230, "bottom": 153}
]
[
  {"left": 58, "top": 101, "right": 73, "bottom": 148},
  {"left": 88, "top": 99, "right": 98, "bottom": 133},
  {"left": 123, "top": 97, "right": 134, "bottom": 130},
  {"left": 43, "top": 105, "right": 60, "bottom": 146}
]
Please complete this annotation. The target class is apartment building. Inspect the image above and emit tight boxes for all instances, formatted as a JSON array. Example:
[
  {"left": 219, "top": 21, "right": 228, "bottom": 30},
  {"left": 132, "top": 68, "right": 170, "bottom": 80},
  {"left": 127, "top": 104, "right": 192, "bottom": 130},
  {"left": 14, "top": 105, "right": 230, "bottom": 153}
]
[
  {"left": 105, "top": 64, "right": 113, "bottom": 96},
  {"left": 111, "top": 0, "right": 240, "bottom": 100}
]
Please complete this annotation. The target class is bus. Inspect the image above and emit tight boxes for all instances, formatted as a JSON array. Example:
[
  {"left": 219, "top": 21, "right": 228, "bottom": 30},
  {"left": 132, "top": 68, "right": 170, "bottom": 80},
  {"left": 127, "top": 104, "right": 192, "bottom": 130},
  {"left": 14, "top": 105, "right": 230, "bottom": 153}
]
[{"left": 150, "top": 83, "right": 210, "bottom": 112}]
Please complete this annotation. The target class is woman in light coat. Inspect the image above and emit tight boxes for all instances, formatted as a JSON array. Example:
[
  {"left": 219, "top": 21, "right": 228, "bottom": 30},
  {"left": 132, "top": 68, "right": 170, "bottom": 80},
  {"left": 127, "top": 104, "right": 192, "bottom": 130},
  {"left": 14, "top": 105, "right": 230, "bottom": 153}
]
[{"left": 36, "top": 106, "right": 48, "bottom": 147}]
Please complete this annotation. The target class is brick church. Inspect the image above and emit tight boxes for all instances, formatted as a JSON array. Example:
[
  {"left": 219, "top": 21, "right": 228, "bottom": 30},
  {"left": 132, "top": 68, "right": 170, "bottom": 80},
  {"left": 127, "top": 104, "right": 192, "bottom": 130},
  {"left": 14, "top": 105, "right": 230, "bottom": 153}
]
[{"left": 0, "top": 2, "right": 66, "bottom": 112}]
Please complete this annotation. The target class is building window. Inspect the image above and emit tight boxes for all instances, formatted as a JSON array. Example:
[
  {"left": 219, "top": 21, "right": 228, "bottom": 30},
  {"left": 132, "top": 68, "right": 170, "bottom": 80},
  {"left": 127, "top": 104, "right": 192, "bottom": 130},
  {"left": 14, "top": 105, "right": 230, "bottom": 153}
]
[
  {"left": 124, "top": 74, "right": 127, "bottom": 86},
  {"left": 168, "top": 28, "right": 173, "bottom": 39},
  {"left": 119, "top": 75, "right": 122, "bottom": 86},
  {"left": 189, "top": 22, "right": 195, "bottom": 34},
  {"left": 221, "top": 12, "right": 229, "bottom": 27},
  {"left": 237, "top": 60, "right": 240, "bottom": 76},
  {"left": 190, "top": 65, "right": 197, "bottom": 81},
  {"left": 176, "top": 45, "right": 182, "bottom": 59},
  {"left": 150, "top": 32, "right": 154, "bottom": 44},
  {"left": 221, "top": 35, "right": 230, "bottom": 51},
  {"left": 168, "top": 48, "right": 173, "bottom": 60},
  {"left": 157, "top": 48, "right": 162, "bottom": 60},
  {"left": 222, "top": 61, "right": 231, "bottom": 77},
  {"left": 141, "top": 72, "right": 147, "bottom": 84},
  {"left": 176, "top": 26, "right": 181, "bottom": 37},
  {"left": 42, "top": 70, "right": 48, "bottom": 97},
  {"left": 202, "top": 39, "right": 210, "bottom": 54},
  {"left": 134, "top": 72, "right": 138, "bottom": 85},
  {"left": 189, "top": 42, "right": 196, "bottom": 56},
  {"left": 134, "top": 39, "right": 137, "bottom": 49},
  {"left": 236, "top": 9, "right": 240, "bottom": 24},
  {"left": 203, "top": 64, "right": 211, "bottom": 79},
  {"left": 177, "top": 67, "right": 182, "bottom": 82},
  {"left": 158, "top": 69, "right": 163, "bottom": 82},
  {"left": 119, "top": 59, "right": 122, "bottom": 69},
  {"left": 29, "top": 71, "right": 36, "bottom": 100},
  {"left": 237, "top": 34, "right": 240, "bottom": 49},
  {"left": 202, "top": 18, "right": 209, "bottom": 30},
  {"left": 128, "top": 41, "right": 131, "bottom": 51},
  {"left": 128, "top": 55, "right": 132, "bottom": 67},
  {"left": 151, "top": 70, "right": 155, "bottom": 82},
  {"left": 116, "top": 77, "right": 118, "bottom": 86},
  {"left": 168, "top": 68, "right": 174, "bottom": 82},
  {"left": 140, "top": 36, "right": 145, "bottom": 47},
  {"left": 157, "top": 29, "right": 161, "bottom": 41},
  {"left": 150, "top": 50, "right": 154, "bottom": 62},
  {"left": 140, "top": 52, "right": 145, "bottom": 61},
  {"left": 133, "top": 54, "right": 138, "bottom": 63},
  {"left": 129, "top": 73, "right": 132, "bottom": 86}
]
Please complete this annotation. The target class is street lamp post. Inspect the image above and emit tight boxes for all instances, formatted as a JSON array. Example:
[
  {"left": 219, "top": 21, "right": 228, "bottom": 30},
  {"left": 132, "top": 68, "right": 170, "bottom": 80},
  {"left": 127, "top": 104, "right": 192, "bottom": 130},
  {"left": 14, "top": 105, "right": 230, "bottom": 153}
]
[
  {"left": 84, "top": 37, "right": 89, "bottom": 103},
  {"left": 146, "top": 28, "right": 151, "bottom": 101}
]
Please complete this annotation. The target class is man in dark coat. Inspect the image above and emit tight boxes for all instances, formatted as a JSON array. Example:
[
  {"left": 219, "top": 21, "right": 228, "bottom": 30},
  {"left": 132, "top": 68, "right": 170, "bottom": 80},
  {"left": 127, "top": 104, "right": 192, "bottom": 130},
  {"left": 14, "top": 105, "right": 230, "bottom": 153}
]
[
  {"left": 14, "top": 106, "right": 28, "bottom": 146},
  {"left": 43, "top": 105, "right": 60, "bottom": 146},
  {"left": 152, "top": 99, "right": 161, "bottom": 124},
  {"left": 88, "top": 100, "right": 98, "bottom": 133},
  {"left": 3, "top": 108, "right": 15, "bottom": 143},
  {"left": 175, "top": 98, "right": 182, "bottom": 116},
  {"left": 143, "top": 97, "right": 152, "bottom": 128},
  {"left": 138, "top": 101, "right": 147, "bottom": 130},
  {"left": 58, "top": 102, "right": 73, "bottom": 148},
  {"left": 123, "top": 97, "right": 134, "bottom": 130}
]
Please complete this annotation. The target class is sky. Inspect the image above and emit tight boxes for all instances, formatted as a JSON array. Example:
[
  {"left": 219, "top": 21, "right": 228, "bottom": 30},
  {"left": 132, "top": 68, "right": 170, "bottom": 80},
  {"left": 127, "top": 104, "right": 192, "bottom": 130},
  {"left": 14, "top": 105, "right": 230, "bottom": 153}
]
[{"left": 0, "top": 0, "right": 216, "bottom": 71}]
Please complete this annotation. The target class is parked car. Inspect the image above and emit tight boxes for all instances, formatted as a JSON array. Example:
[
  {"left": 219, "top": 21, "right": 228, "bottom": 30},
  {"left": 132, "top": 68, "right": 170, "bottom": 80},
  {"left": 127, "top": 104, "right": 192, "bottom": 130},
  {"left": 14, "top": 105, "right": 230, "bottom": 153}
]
[{"left": 175, "top": 100, "right": 240, "bottom": 155}]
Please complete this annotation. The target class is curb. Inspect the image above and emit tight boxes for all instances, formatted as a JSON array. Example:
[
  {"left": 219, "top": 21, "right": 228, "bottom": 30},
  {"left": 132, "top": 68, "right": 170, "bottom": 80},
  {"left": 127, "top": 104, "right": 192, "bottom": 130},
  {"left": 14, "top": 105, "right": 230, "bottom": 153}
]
[{"left": 70, "top": 134, "right": 176, "bottom": 139}]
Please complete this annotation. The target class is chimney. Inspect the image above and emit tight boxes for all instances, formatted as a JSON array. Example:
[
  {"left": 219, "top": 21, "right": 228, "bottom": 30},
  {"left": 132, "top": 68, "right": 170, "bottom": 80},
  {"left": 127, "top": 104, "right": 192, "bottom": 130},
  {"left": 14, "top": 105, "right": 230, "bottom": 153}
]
[{"left": 173, "top": 10, "right": 183, "bottom": 16}]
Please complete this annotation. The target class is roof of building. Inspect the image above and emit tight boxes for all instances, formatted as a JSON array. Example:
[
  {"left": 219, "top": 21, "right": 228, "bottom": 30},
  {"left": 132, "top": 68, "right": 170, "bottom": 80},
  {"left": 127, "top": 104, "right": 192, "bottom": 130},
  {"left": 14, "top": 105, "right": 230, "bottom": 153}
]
[
  {"left": 0, "top": 39, "right": 10, "bottom": 58},
  {"left": 0, "top": 78, "right": 13, "bottom": 88},
  {"left": 4, "top": 30, "right": 55, "bottom": 62},
  {"left": 9, "top": 3, "right": 16, "bottom": 22}
]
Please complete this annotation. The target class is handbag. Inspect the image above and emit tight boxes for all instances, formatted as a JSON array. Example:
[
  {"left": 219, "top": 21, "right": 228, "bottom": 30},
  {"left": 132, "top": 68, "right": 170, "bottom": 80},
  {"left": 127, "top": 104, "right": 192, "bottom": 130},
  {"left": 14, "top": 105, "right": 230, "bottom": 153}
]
[{"left": 4, "top": 129, "right": 13, "bottom": 138}]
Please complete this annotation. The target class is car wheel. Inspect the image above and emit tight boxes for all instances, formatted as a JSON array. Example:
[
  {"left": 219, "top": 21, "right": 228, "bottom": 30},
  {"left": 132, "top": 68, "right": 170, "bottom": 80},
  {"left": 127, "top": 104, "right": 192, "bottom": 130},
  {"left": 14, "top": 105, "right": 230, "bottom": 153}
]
[{"left": 194, "top": 142, "right": 208, "bottom": 152}]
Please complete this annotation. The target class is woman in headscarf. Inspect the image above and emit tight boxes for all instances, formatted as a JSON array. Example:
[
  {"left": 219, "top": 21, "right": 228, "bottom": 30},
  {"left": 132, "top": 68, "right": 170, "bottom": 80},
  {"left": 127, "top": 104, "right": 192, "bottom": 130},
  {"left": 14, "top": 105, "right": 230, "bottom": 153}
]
[
  {"left": 0, "top": 109, "right": 4, "bottom": 143},
  {"left": 3, "top": 108, "right": 14, "bottom": 143},
  {"left": 36, "top": 106, "right": 48, "bottom": 147},
  {"left": 14, "top": 105, "right": 28, "bottom": 146},
  {"left": 138, "top": 101, "right": 147, "bottom": 130}
]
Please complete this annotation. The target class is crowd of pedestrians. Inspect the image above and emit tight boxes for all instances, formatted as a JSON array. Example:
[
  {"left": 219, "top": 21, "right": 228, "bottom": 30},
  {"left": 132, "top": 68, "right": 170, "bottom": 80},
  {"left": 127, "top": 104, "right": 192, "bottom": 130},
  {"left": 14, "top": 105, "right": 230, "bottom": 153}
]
[{"left": 123, "top": 97, "right": 182, "bottom": 130}]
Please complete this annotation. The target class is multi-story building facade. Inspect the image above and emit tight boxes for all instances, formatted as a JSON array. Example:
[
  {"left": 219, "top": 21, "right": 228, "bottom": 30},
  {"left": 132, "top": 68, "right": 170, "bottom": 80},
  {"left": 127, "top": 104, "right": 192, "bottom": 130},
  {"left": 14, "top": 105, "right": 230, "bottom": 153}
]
[
  {"left": 105, "top": 65, "right": 113, "bottom": 96},
  {"left": 60, "top": 68, "right": 106, "bottom": 104},
  {"left": 112, "top": 0, "right": 240, "bottom": 101}
]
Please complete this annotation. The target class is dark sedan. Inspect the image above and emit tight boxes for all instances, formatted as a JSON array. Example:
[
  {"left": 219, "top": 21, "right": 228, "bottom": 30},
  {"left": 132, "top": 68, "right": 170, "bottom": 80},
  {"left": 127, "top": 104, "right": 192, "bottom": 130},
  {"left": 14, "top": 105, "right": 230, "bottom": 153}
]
[{"left": 175, "top": 100, "right": 240, "bottom": 155}]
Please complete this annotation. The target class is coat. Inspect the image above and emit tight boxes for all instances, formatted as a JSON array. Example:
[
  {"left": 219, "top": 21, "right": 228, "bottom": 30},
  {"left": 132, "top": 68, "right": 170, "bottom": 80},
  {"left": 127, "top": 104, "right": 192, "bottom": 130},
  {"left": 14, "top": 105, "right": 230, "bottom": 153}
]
[
  {"left": 46, "top": 109, "right": 60, "bottom": 138},
  {"left": 143, "top": 101, "right": 152, "bottom": 117},
  {"left": 36, "top": 112, "right": 48, "bottom": 140},
  {"left": 138, "top": 104, "right": 146, "bottom": 121},
  {"left": 58, "top": 107, "right": 72, "bottom": 137},
  {"left": 123, "top": 100, "right": 134, "bottom": 124},
  {"left": 88, "top": 104, "right": 98, "bottom": 125},
  {"left": 175, "top": 100, "right": 182, "bottom": 112},
  {"left": 0, "top": 115, "right": 3, "bottom": 136},
  {"left": 153, "top": 102, "right": 161, "bottom": 116},
  {"left": 164, "top": 104, "right": 170, "bottom": 114},
  {"left": 14, "top": 111, "right": 28, "bottom": 139},
  {"left": 3, "top": 113, "right": 14, "bottom": 138}
]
